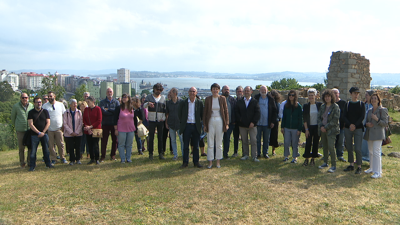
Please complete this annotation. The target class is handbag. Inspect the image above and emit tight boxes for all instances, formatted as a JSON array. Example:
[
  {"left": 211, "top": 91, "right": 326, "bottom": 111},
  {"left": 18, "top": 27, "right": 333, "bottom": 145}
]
[
  {"left": 88, "top": 112, "right": 102, "bottom": 138},
  {"left": 23, "top": 109, "right": 43, "bottom": 148},
  {"left": 136, "top": 117, "right": 148, "bottom": 140}
]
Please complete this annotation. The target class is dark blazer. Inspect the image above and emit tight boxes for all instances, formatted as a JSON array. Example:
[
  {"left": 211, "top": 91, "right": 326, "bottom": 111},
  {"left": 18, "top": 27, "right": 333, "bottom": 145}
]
[
  {"left": 235, "top": 97, "right": 260, "bottom": 128},
  {"left": 178, "top": 98, "right": 204, "bottom": 135},
  {"left": 303, "top": 102, "right": 322, "bottom": 127},
  {"left": 254, "top": 93, "right": 277, "bottom": 126},
  {"left": 203, "top": 95, "right": 229, "bottom": 132}
]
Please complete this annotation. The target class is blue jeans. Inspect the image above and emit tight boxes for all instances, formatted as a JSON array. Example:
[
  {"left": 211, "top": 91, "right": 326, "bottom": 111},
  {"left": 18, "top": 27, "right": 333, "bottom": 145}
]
[
  {"left": 170, "top": 128, "right": 183, "bottom": 157},
  {"left": 135, "top": 133, "right": 142, "bottom": 153},
  {"left": 223, "top": 123, "right": 234, "bottom": 157},
  {"left": 118, "top": 131, "right": 135, "bottom": 162},
  {"left": 335, "top": 129, "right": 345, "bottom": 158},
  {"left": 30, "top": 134, "right": 51, "bottom": 169},
  {"left": 257, "top": 125, "right": 271, "bottom": 156}
]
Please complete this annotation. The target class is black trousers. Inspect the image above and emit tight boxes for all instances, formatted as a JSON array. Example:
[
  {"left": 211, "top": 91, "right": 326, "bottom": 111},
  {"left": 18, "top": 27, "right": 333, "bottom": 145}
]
[
  {"left": 148, "top": 121, "right": 164, "bottom": 155},
  {"left": 86, "top": 135, "right": 100, "bottom": 161},
  {"left": 65, "top": 136, "right": 82, "bottom": 162},
  {"left": 303, "top": 125, "right": 320, "bottom": 158}
]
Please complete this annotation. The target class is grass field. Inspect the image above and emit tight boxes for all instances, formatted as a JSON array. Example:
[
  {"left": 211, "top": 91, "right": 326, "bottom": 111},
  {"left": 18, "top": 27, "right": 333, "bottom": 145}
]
[{"left": 1, "top": 120, "right": 400, "bottom": 224}]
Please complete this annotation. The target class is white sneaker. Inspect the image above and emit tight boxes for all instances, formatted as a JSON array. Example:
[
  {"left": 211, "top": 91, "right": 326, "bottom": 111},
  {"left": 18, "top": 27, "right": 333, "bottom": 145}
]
[
  {"left": 241, "top": 156, "right": 249, "bottom": 160},
  {"left": 364, "top": 168, "right": 373, "bottom": 174},
  {"left": 371, "top": 173, "right": 382, "bottom": 179},
  {"left": 253, "top": 158, "right": 260, "bottom": 162}
]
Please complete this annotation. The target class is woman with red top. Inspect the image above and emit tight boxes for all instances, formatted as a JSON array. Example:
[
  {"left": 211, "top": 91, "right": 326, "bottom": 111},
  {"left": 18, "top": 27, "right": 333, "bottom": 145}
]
[
  {"left": 83, "top": 96, "right": 102, "bottom": 165},
  {"left": 114, "top": 93, "right": 136, "bottom": 163}
]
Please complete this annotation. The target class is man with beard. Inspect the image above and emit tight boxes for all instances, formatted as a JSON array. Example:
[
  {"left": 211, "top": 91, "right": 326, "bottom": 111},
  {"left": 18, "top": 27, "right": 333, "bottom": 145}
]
[{"left": 221, "top": 85, "right": 236, "bottom": 159}]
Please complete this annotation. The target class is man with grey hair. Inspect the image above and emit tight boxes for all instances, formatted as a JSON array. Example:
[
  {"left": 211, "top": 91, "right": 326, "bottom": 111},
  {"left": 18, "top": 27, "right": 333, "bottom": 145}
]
[
  {"left": 235, "top": 86, "right": 261, "bottom": 162},
  {"left": 232, "top": 86, "right": 244, "bottom": 157},
  {"left": 332, "top": 88, "right": 347, "bottom": 162},
  {"left": 83, "top": 92, "right": 90, "bottom": 100},
  {"left": 99, "top": 88, "right": 120, "bottom": 161},
  {"left": 63, "top": 99, "right": 83, "bottom": 165},
  {"left": 166, "top": 88, "right": 183, "bottom": 160},
  {"left": 11, "top": 93, "right": 34, "bottom": 168},
  {"left": 221, "top": 85, "right": 236, "bottom": 159},
  {"left": 254, "top": 85, "right": 277, "bottom": 159}
]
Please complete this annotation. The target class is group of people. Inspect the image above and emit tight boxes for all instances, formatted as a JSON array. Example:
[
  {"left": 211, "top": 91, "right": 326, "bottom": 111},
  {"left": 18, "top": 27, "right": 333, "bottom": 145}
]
[{"left": 11, "top": 83, "right": 388, "bottom": 178}]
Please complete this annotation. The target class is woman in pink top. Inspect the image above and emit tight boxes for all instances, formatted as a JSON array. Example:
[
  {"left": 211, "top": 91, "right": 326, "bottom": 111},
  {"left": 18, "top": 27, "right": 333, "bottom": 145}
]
[
  {"left": 63, "top": 99, "right": 83, "bottom": 165},
  {"left": 114, "top": 93, "right": 136, "bottom": 163}
]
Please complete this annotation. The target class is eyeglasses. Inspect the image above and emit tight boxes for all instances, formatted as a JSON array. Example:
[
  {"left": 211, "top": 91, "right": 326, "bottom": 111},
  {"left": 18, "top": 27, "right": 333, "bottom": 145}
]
[
  {"left": 36, "top": 101, "right": 42, "bottom": 104},
  {"left": 43, "top": 98, "right": 48, "bottom": 100},
  {"left": 21, "top": 97, "right": 28, "bottom": 99},
  {"left": 289, "top": 94, "right": 295, "bottom": 97}
]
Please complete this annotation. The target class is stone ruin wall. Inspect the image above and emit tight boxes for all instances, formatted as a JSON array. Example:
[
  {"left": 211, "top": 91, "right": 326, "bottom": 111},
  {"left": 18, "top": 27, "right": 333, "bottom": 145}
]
[{"left": 326, "top": 51, "right": 371, "bottom": 101}]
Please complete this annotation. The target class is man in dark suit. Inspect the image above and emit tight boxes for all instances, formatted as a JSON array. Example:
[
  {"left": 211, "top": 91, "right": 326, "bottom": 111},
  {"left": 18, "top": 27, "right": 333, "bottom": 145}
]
[
  {"left": 235, "top": 86, "right": 261, "bottom": 162},
  {"left": 178, "top": 87, "right": 203, "bottom": 168}
]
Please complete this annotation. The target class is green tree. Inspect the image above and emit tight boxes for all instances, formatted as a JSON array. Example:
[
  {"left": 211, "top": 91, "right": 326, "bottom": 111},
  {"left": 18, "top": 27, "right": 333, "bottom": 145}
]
[
  {"left": 71, "top": 84, "right": 88, "bottom": 102},
  {"left": 270, "top": 78, "right": 301, "bottom": 90},
  {"left": 311, "top": 83, "right": 326, "bottom": 92},
  {"left": 0, "top": 81, "right": 15, "bottom": 102},
  {"left": 141, "top": 89, "right": 151, "bottom": 95},
  {"left": 131, "top": 88, "right": 136, "bottom": 96},
  {"left": 390, "top": 85, "right": 400, "bottom": 94},
  {"left": 38, "top": 76, "right": 66, "bottom": 100}
]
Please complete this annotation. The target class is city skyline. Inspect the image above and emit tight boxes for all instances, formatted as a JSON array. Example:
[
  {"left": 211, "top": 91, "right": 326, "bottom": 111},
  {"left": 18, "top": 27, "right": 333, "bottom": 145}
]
[{"left": 1, "top": 0, "right": 399, "bottom": 73}]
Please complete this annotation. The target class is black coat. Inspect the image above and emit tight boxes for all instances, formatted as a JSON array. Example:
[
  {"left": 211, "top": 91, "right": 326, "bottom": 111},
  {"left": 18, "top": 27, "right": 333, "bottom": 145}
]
[{"left": 235, "top": 97, "right": 260, "bottom": 128}]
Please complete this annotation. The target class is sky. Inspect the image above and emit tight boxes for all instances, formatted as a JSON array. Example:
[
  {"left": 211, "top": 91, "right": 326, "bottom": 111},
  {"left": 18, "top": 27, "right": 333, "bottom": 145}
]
[{"left": 1, "top": 0, "right": 399, "bottom": 74}]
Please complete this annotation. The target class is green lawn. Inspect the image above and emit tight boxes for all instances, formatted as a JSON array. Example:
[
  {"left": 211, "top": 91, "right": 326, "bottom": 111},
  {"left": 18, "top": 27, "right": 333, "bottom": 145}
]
[{"left": 1, "top": 128, "right": 400, "bottom": 224}]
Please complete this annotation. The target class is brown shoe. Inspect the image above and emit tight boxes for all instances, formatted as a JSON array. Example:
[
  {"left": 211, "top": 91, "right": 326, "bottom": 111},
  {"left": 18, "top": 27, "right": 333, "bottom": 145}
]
[
  {"left": 21, "top": 163, "right": 26, "bottom": 169},
  {"left": 87, "top": 154, "right": 90, "bottom": 159},
  {"left": 111, "top": 156, "right": 116, "bottom": 161}
]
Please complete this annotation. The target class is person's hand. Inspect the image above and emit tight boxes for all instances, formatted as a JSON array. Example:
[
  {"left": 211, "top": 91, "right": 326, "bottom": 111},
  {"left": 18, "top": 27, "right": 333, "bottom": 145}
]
[
  {"left": 281, "top": 128, "right": 285, "bottom": 135},
  {"left": 366, "top": 122, "right": 374, "bottom": 128},
  {"left": 321, "top": 127, "right": 326, "bottom": 133},
  {"left": 38, "top": 132, "right": 44, "bottom": 138},
  {"left": 371, "top": 114, "right": 378, "bottom": 121},
  {"left": 115, "top": 130, "right": 119, "bottom": 136},
  {"left": 71, "top": 132, "right": 77, "bottom": 136},
  {"left": 165, "top": 123, "right": 169, "bottom": 129},
  {"left": 84, "top": 126, "right": 90, "bottom": 131},
  {"left": 270, "top": 123, "right": 274, "bottom": 128},
  {"left": 350, "top": 124, "right": 356, "bottom": 131},
  {"left": 204, "top": 127, "right": 208, "bottom": 133},
  {"left": 297, "top": 131, "right": 301, "bottom": 136},
  {"left": 226, "top": 125, "right": 229, "bottom": 130},
  {"left": 305, "top": 130, "right": 310, "bottom": 138},
  {"left": 148, "top": 102, "right": 154, "bottom": 108},
  {"left": 249, "top": 122, "right": 254, "bottom": 128}
]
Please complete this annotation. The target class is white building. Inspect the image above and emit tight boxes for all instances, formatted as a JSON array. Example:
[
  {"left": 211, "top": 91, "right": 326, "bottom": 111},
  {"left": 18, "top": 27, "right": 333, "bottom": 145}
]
[
  {"left": 26, "top": 73, "right": 44, "bottom": 91},
  {"left": 117, "top": 68, "right": 130, "bottom": 83},
  {"left": 6, "top": 73, "right": 19, "bottom": 91}
]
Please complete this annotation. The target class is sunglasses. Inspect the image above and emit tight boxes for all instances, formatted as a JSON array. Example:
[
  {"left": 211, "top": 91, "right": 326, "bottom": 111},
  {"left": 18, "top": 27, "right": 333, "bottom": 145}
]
[
  {"left": 21, "top": 97, "right": 28, "bottom": 99},
  {"left": 36, "top": 101, "right": 42, "bottom": 104},
  {"left": 289, "top": 94, "right": 295, "bottom": 97}
]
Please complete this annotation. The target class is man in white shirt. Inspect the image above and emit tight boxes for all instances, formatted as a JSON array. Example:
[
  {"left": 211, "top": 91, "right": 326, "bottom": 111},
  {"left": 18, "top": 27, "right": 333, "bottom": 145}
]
[{"left": 43, "top": 91, "right": 67, "bottom": 164}]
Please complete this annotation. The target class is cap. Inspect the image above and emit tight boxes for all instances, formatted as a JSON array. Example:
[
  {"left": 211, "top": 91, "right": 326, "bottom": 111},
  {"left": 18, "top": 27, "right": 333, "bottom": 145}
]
[{"left": 349, "top": 87, "right": 360, "bottom": 93}]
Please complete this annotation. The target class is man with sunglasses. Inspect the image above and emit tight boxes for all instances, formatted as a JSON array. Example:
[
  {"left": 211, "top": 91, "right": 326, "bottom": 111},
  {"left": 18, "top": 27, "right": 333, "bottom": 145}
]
[
  {"left": 11, "top": 93, "right": 34, "bottom": 168},
  {"left": 42, "top": 94, "right": 49, "bottom": 104},
  {"left": 43, "top": 91, "right": 67, "bottom": 164},
  {"left": 143, "top": 83, "right": 167, "bottom": 160},
  {"left": 28, "top": 97, "right": 53, "bottom": 171}
]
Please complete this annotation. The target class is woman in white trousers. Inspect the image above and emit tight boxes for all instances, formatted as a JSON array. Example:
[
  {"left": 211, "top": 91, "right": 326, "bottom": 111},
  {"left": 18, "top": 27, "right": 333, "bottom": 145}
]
[
  {"left": 363, "top": 93, "right": 388, "bottom": 178},
  {"left": 203, "top": 83, "right": 229, "bottom": 169}
]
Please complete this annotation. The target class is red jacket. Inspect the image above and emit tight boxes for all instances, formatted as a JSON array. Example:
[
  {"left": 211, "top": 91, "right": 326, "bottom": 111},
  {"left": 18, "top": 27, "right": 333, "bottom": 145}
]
[{"left": 83, "top": 106, "right": 102, "bottom": 135}]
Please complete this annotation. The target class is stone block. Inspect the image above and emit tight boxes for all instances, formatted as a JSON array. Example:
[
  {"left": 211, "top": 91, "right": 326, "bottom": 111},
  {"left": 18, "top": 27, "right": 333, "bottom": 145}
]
[
  {"left": 347, "top": 78, "right": 359, "bottom": 83},
  {"left": 339, "top": 53, "right": 351, "bottom": 59},
  {"left": 345, "top": 59, "right": 357, "bottom": 65},
  {"left": 338, "top": 73, "right": 351, "bottom": 78},
  {"left": 347, "top": 69, "right": 357, "bottom": 73}
]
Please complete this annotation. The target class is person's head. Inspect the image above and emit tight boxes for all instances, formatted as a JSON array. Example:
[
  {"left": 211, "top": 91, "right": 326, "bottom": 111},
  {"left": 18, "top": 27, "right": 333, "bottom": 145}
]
[
  {"left": 236, "top": 86, "right": 243, "bottom": 98},
  {"left": 286, "top": 90, "right": 298, "bottom": 104},
  {"left": 69, "top": 99, "right": 77, "bottom": 110},
  {"left": 222, "top": 85, "right": 230, "bottom": 97},
  {"left": 86, "top": 96, "right": 96, "bottom": 108},
  {"left": 211, "top": 83, "right": 220, "bottom": 97},
  {"left": 188, "top": 87, "right": 197, "bottom": 101},
  {"left": 270, "top": 90, "right": 281, "bottom": 102},
  {"left": 141, "top": 94, "right": 146, "bottom": 104},
  {"left": 332, "top": 88, "right": 340, "bottom": 101},
  {"left": 33, "top": 97, "right": 42, "bottom": 109},
  {"left": 365, "top": 90, "right": 374, "bottom": 103},
  {"left": 120, "top": 93, "right": 133, "bottom": 112},
  {"left": 153, "top": 83, "right": 164, "bottom": 96},
  {"left": 321, "top": 89, "right": 336, "bottom": 104},
  {"left": 307, "top": 88, "right": 317, "bottom": 103},
  {"left": 259, "top": 85, "right": 268, "bottom": 97},
  {"left": 83, "top": 92, "right": 90, "bottom": 100},
  {"left": 244, "top": 86, "right": 253, "bottom": 98},
  {"left": 349, "top": 87, "right": 360, "bottom": 100},
  {"left": 20, "top": 93, "right": 29, "bottom": 105},
  {"left": 106, "top": 88, "right": 113, "bottom": 99},
  {"left": 78, "top": 100, "right": 87, "bottom": 112},
  {"left": 42, "top": 94, "right": 49, "bottom": 103},
  {"left": 48, "top": 91, "right": 56, "bottom": 104},
  {"left": 169, "top": 88, "right": 178, "bottom": 99},
  {"left": 131, "top": 96, "right": 141, "bottom": 109},
  {"left": 370, "top": 93, "right": 381, "bottom": 107}
]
